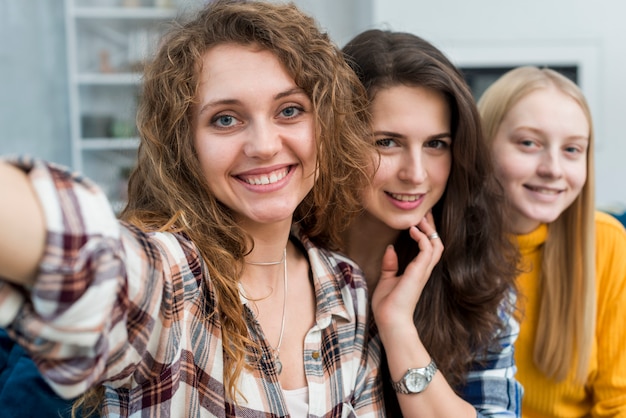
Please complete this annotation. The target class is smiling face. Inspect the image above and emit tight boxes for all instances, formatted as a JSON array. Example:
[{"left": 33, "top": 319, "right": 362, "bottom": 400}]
[
  {"left": 193, "top": 43, "right": 316, "bottom": 228},
  {"left": 362, "top": 85, "right": 452, "bottom": 231},
  {"left": 491, "top": 86, "right": 589, "bottom": 234}
]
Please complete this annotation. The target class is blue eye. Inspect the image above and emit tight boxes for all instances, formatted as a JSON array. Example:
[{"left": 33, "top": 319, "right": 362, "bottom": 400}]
[
  {"left": 216, "top": 115, "right": 235, "bottom": 127},
  {"left": 211, "top": 114, "right": 241, "bottom": 129},
  {"left": 280, "top": 106, "right": 302, "bottom": 118}
]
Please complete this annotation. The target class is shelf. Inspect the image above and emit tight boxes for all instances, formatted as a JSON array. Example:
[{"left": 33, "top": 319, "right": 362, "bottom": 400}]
[
  {"left": 80, "top": 138, "right": 140, "bottom": 150},
  {"left": 72, "top": 7, "right": 178, "bottom": 20},
  {"left": 77, "top": 72, "right": 143, "bottom": 85},
  {"left": 65, "top": 0, "right": 193, "bottom": 204}
]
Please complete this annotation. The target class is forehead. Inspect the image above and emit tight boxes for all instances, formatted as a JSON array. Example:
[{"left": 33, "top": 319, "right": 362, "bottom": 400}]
[
  {"left": 198, "top": 43, "right": 293, "bottom": 91},
  {"left": 508, "top": 88, "right": 586, "bottom": 122},
  {"left": 371, "top": 85, "right": 450, "bottom": 126},
  {"left": 503, "top": 87, "right": 590, "bottom": 136}
]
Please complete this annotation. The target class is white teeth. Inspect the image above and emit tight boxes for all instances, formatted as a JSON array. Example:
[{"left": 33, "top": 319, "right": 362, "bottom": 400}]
[
  {"left": 243, "top": 168, "right": 288, "bottom": 185},
  {"left": 528, "top": 186, "right": 559, "bottom": 195},
  {"left": 390, "top": 193, "right": 419, "bottom": 202}
]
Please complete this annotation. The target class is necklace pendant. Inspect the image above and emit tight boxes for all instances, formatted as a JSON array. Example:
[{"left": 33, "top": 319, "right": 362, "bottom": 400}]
[{"left": 275, "top": 357, "right": 283, "bottom": 375}]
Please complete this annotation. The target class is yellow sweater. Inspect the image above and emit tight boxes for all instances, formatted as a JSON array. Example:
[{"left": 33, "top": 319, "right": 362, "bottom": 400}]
[{"left": 515, "top": 211, "right": 626, "bottom": 417}]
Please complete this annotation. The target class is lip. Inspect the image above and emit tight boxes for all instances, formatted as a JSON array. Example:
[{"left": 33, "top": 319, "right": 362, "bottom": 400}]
[
  {"left": 234, "top": 164, "right": 294, "bottom": 192},
  {"left": 384, "top": 191, "right": 425, "bottom": 210},
  {"left": 523, "top": 184, "right": 564, "bottom": 201}
]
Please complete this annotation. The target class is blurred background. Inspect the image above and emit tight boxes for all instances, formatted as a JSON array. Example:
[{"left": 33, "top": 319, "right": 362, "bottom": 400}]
[{"left": 1, "top": 0, "right": 625, "bottom": 213}]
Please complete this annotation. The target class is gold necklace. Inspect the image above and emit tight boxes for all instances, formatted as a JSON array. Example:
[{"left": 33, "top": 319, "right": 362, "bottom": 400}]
[
  {"left": 242, "top": 248, "right": 288, "bottom": 375},
  {"left": 272, "top": 248, "right": 287, "bottom": 375},
  {"left": 245, "top": 250, "right": 286, "bottom": 266}
]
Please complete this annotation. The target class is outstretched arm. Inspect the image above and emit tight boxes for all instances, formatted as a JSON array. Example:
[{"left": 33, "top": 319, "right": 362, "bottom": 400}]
[{"left": 0, "top": 161, "right": 45, "bottom": 286}]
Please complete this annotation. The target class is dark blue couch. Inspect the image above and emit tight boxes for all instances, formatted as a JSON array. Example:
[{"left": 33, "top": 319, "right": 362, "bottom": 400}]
[{"left": 0, "top": 328, "right": 77, "bottom": 418}]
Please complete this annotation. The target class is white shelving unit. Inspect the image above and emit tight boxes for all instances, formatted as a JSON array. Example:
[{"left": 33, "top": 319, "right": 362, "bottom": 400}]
[{"left": 64, "top": 0, "right": 182, "bottom": 211}]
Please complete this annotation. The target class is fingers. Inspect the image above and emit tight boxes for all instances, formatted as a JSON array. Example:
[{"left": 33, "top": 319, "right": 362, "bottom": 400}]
[
  {"left": 409, "top": 216, "right": 444, "bottom": 271},
  {"left": 416, "top": 213, "right": 439, "bottom": 240},
  {"left": 427, "top": 231, "right": 440, "bottom": 241},
  {"left": 380, "top": 245, "right": 399, "bottom": 278}
]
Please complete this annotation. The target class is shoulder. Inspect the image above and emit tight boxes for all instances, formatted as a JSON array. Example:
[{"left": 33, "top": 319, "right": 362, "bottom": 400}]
[
  {"left": 594, "top": 211, "right": 626, "bottom": 300},
  {"left": 596, "top": 210, "right": 626, "bottom": 232},
  {"left": 595, "top": 211, "right": 626, "bottom": 251}
]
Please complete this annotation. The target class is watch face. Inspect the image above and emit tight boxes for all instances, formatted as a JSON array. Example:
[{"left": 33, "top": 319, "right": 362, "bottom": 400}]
[{"left": 405, "top": 370, "right": 428, "bottom": 392}]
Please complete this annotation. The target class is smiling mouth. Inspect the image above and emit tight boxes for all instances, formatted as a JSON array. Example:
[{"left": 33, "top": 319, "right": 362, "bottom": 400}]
[
  {"left": 387, "top": 192, "right": 422, "bottom": 202},
  {"left": 525, "top": 185, "right": 562, "bottom": 195},
  {"left": 239, "top": 166, "right": 291, "bottom": 186}
]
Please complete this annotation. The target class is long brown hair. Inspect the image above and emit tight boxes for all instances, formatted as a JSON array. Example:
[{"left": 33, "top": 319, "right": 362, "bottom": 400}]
[
  {"left": 342, "top": 30, "right": 519, "bottom": 389},
  {"left": 478, "top": 66, "right": 595, "bottom": 383},
  {"left": 75, "top": 0, "right": 372, "bottom": 414}
]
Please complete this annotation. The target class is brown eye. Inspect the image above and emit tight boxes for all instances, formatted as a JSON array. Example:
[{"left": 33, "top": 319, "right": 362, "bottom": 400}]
[{"left": 375, "top": 138, "right": 397, "bottom": 148}]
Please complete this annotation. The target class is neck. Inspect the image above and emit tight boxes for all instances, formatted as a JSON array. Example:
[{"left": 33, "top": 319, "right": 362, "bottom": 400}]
[
  {"left": 241, "top": 217, "right": 292, "bottom": 266},
  {"left": 344, "top": 212, "right": 400, "bottom": 290}
]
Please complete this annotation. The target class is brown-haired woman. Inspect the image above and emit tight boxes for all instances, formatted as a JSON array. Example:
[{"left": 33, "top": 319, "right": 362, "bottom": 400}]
[
  {"left": 0, "top": 1, "right": 384, "bottom": 416},
  {"left": 342, "top": 29, "right": 521, "bottom": 416}
]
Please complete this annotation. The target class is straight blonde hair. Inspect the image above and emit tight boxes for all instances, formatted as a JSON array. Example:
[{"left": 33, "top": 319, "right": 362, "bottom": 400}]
[{"left": 478, "top": 66, "right": 595, "bottom": 383}]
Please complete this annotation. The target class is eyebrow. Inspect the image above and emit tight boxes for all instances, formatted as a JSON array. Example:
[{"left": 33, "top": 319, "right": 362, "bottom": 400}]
[
  {"left": 514, "top": 126, "right": 589, "bottom": 141},
  {"left": 374, "top": 131, "right": 452, "bottom": 140},
  {"left": 198, "top": 87, "right": 307, "bottom": 116}
]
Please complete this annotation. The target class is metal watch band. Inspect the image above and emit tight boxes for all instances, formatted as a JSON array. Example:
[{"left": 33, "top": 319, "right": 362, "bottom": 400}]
[{"left": 390, "top": 359, "right": 437, "bottom": 394}]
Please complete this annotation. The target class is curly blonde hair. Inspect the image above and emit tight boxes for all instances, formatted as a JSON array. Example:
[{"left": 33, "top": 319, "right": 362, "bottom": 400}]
[{"left": 75, "top": 0, "right": 372, "bottom": 414}]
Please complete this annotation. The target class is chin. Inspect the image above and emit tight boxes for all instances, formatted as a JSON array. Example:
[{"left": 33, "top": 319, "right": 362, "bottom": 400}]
[{"left": 385, "top": 219, "right": 421, "bottom": 232}]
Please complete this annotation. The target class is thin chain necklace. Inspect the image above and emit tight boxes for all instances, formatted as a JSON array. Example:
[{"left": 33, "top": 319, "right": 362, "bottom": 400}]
[
  {"left": 245, "top": 250, "right": 286, "bottom": 266},
  {"left": 272, "top": 248, "right": 287, "bottom": 374},
  {"left": 244, "top": 248, "right": 288, "bottom": 375}
]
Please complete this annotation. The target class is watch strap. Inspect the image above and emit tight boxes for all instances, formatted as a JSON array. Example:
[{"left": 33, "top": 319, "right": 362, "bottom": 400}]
[{"left": 390, "top": 359, "right": 437, "bottom": 394}]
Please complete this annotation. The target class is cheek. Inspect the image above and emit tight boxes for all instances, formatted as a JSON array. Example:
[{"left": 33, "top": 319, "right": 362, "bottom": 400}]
[
  {"left": 434, "top": 156, "right": 451, "bottom": 183},
  {"left": 424, "top": 155, "right": 451, "bottom": 196},
  {"left": 360, "top": 161, "right": 391, "bottom": 206},
  {"left": 298, "top": 122, "right": 317, "bottom": 162},
  {"left": 360, "top": 187, "right": 377, "bottom": 211},
  {"left": 371, "top": 158, "right": 395, "bottom": 187},
  {"left": 194, "top": 138, "right": 230, "bottom": 188},
  {"left": 569, "top": 163, "right": 588, "bottom": 192},
  {"left": 493, "top": 154, "right": 528, "bottom": 187}
]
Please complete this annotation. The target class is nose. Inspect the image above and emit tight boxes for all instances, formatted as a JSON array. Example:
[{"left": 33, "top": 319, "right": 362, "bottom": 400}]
[
  {"left": 398, "top": 149, "right": 426, "bottom": 184},
  {"left": 244, "top": 120, "right": 282, "bottom": 159},
  {"left": 537, "top": 149, "right": 563, "bottom": 179}
]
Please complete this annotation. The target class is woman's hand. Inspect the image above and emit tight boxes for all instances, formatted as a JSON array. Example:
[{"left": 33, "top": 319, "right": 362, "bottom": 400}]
[{"left": 371, "top": 213, "right": 444, "bottom": 331}]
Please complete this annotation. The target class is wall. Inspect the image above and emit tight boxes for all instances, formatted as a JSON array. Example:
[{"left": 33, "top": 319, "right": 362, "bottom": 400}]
[
  {"left": 1, "top": 0, "right": 624, "bottom": 209},
  {"left": 289, "top": 0, "right": 373, "bottom": 47},
  {"left": 370, "top": 0, "right": 626, "bottom": 209},
  {"left": 0, "top": 0, "right": 71, "bottom": 166}
]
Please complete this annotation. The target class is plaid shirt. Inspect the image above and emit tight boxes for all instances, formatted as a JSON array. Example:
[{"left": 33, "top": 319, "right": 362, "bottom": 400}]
[
  {"left": 459, "top": 302, "right": 523, "bottom": 417},
  {"left": 379, "top": 299, "right": 522, "bottom": 418},
  {"left": 0, "top": 157, "right": 384, "bottom": 417}
]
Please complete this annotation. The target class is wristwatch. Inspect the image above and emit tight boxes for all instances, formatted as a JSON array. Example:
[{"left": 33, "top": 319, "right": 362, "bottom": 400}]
[{"left": 390, "top": 359, "right": 437, "bottom": 394}]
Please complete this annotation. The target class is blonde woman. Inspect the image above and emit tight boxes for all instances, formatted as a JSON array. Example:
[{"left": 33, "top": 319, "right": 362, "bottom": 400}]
[{"left": 479, "top": 66, "right": 626, "bottom": 417}]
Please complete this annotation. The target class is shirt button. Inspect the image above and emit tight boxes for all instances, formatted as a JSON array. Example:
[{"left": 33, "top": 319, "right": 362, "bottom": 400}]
[{"left": 311, "top": 351, "right": 320, "bottom": 359}]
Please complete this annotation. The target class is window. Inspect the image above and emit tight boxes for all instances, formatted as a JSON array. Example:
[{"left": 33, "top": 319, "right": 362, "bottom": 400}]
[{"left": 460, "top": 65, "right": 578, "bottom": 101}]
